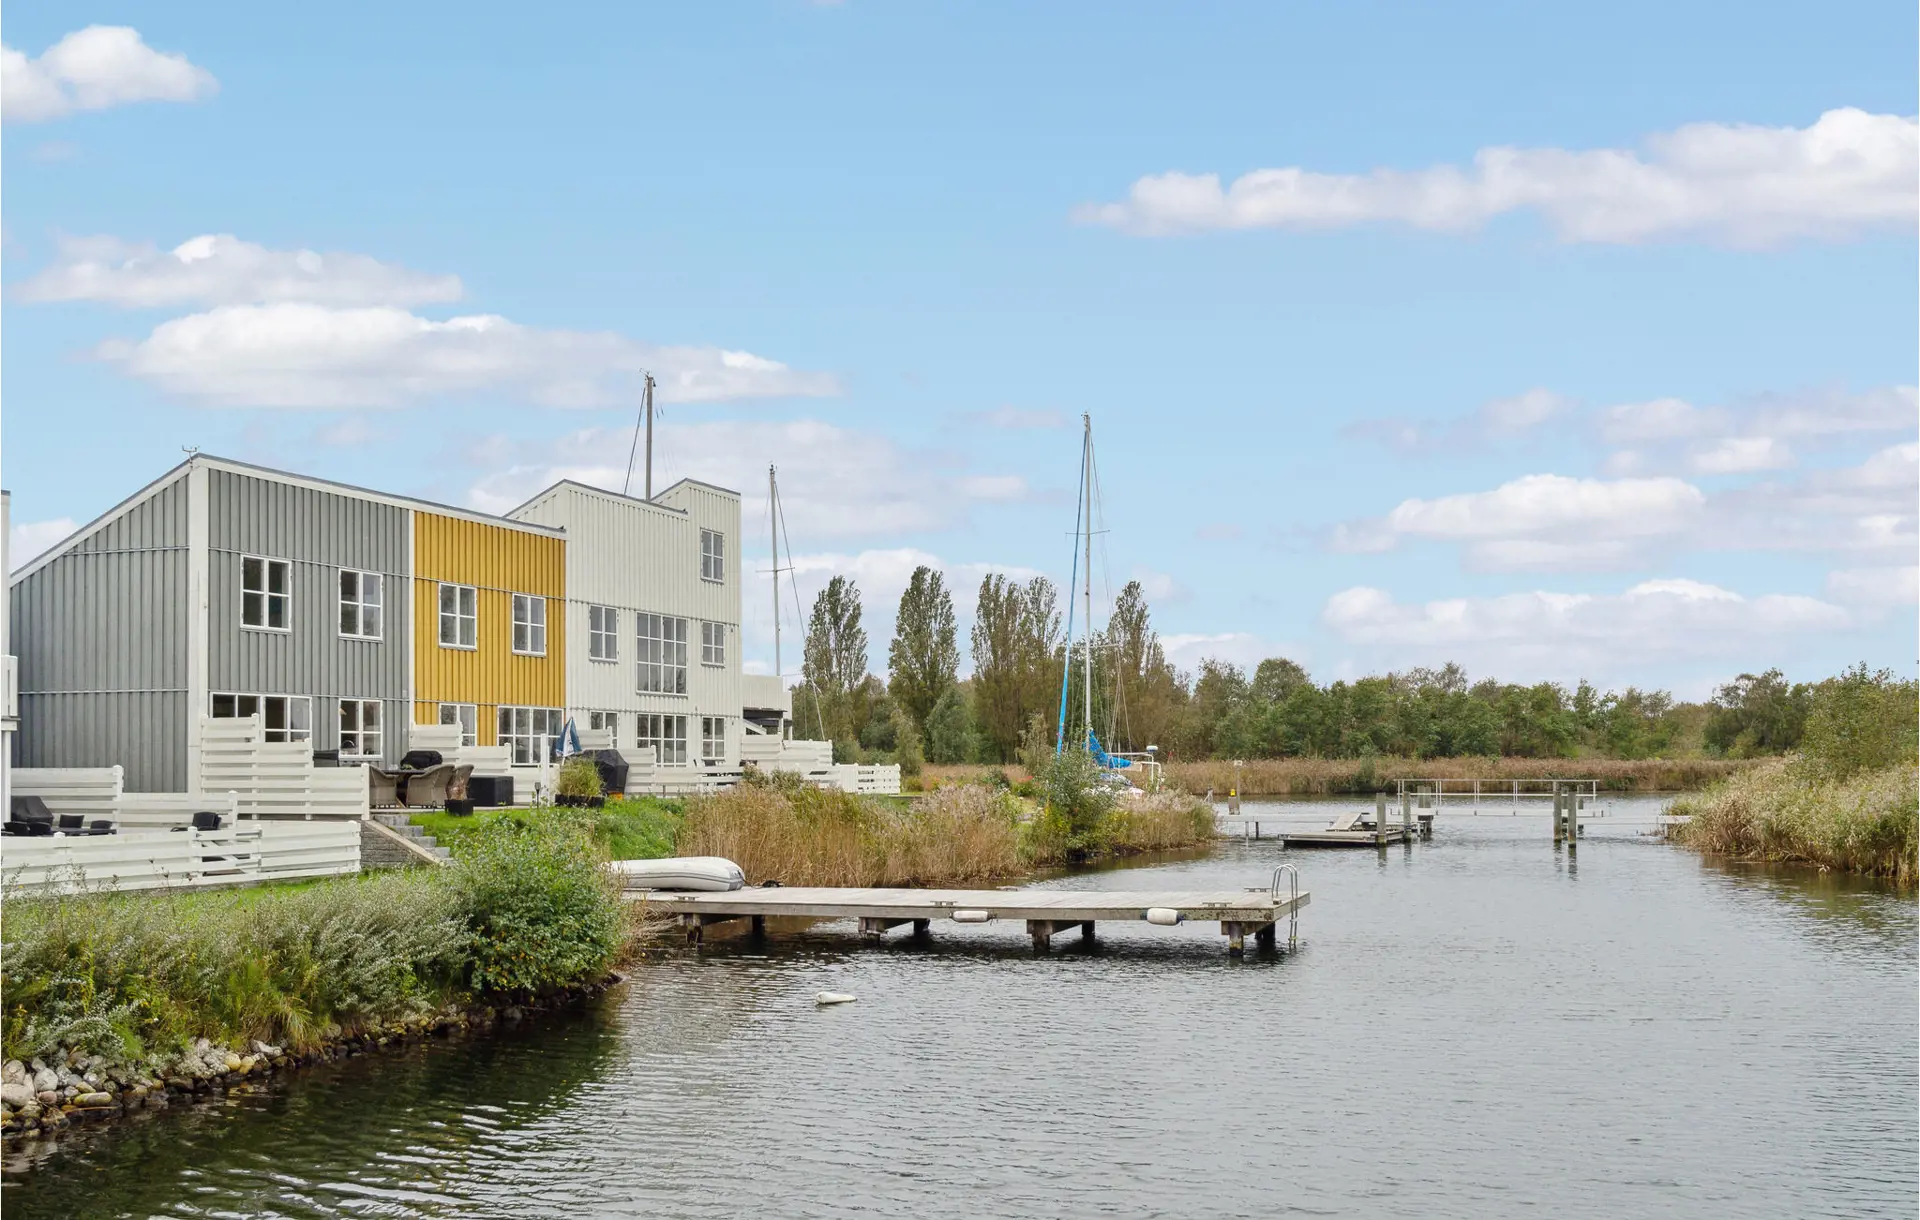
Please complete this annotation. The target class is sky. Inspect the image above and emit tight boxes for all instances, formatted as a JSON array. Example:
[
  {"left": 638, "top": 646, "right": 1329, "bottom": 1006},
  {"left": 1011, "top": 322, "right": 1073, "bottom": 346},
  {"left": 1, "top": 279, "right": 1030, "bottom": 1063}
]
[{"left": 3, "top": 2, "right": 1915, "bottom": 699}]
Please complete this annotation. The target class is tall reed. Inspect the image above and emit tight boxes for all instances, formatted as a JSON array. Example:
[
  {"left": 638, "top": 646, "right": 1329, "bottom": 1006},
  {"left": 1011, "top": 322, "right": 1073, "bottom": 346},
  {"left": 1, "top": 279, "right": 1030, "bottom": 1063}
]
[
  {"left": 1667, "top": 758, "right": 1917, "bottom": 883},
  {"left": 1165, "top": 755, "right": 1751, "bottom": 796}
]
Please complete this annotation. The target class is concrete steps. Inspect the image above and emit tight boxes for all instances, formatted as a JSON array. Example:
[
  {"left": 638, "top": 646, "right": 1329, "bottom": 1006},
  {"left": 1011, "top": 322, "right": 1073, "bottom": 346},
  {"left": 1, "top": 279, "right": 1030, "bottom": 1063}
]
[{"left": 374, "top": 813, "right": 452, "bottom": 860}]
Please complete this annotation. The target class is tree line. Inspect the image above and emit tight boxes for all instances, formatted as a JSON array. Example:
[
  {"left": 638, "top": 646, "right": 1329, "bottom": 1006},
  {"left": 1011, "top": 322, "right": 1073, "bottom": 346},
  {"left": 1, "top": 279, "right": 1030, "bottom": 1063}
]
[{"left": 791, "top": 566, "right": 1906, "bottom": 767}]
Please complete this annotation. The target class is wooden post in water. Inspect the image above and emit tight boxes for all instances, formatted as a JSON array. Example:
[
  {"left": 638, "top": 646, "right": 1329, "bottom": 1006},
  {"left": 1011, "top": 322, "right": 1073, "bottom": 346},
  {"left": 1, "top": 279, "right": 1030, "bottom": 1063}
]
[
  {"left": 1375, "top": 794, "right": 1387, "bottom": 847},
  {"left": 1403, "top": 788, "right": 1413, "bottom": 837},
  {"left": 1552, "top": 785, "right": 1565, "bottom": 844}
]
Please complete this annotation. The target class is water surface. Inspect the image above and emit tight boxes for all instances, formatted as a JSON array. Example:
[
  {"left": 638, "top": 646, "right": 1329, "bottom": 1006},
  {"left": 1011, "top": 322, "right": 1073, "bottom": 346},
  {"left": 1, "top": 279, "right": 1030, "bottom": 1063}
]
[{"left": 6, "top": 797, "right": 1914, "bottom": 1218}]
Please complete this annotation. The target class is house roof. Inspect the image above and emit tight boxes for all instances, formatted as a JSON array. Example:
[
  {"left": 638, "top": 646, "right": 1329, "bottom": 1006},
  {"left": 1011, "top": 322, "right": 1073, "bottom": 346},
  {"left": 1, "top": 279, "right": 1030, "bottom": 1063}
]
[{"left": 11, "top": 453, "right": 565, "bottom": 585}]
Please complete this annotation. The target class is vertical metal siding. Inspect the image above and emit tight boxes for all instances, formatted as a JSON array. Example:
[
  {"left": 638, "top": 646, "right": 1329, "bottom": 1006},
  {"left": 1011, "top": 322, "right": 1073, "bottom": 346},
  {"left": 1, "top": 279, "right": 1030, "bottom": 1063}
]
[
  {"left": 511, "top": 482, "right": 741, "bottom": 753},
  {"left": 10, "top": 477, "right": 190, "bottom": 790},
  {"left": 412, "top": 511, "right": 566, "bottom": 742},
  {"left": 206, "top": 470, "right": 411, "bottom": 765}
]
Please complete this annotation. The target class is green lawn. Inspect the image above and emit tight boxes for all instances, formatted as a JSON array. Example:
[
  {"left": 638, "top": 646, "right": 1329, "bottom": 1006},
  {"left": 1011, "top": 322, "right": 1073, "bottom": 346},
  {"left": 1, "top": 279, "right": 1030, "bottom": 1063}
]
[{"left": 411, "top": 796, "right": 684, "bottom": 862}]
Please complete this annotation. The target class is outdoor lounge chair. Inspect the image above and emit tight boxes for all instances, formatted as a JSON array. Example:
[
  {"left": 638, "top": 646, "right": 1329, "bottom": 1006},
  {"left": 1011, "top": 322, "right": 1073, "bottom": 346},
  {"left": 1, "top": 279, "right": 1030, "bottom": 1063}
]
[
  {"left": 369, "top": 767, "right": 400, "bottom": 808},
  {"left": 403, "top": 764, "right": 455, "bottom": 809}
]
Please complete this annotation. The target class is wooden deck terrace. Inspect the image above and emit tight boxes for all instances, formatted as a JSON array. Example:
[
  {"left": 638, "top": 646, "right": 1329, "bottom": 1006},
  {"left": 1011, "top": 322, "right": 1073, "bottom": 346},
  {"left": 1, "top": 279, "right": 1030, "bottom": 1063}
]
[{"left": 629, "top": 885, "right": 1311, "bottom": 955}]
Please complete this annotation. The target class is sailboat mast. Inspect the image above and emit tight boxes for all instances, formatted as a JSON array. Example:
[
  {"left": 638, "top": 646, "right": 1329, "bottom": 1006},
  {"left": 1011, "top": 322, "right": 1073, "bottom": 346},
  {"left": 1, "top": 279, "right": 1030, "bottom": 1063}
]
[
  {"left": 769, "top": 465, "right": 781, "bottom": 683},
  {"left": 1082, "top": 414, "right": 1093, "bottom": 751}
]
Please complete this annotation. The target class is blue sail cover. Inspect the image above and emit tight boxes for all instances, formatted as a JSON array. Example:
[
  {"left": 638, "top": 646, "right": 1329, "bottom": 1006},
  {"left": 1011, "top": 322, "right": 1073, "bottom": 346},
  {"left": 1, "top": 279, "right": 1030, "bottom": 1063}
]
[{"left": 1088, "top": 731, "right": 1132, "bottom": 769}]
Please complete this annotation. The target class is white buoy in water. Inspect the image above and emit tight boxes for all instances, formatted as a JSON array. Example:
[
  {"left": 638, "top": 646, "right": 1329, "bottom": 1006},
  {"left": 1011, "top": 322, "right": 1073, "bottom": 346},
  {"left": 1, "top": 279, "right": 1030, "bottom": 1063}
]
[
  {"left": 814, "top": 991, "right": 857, "bottom": 1006},
  {"left": 1145, "top": 907, "right": 1182, "bottom": 926}
]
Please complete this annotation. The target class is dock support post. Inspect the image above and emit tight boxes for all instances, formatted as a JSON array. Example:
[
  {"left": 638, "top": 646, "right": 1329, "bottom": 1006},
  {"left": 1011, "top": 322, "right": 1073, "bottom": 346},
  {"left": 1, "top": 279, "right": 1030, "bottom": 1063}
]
[
  {"left": 1080, "top": 921, "right": 1095, "bottom": 942},
  {"left": 1403, "top": 789, "right": 1414, "bottom": 837},
  {"left": 750, "top": 915, "right": 766, "bottom": 939},
  {"left": 1254, "top": 922, "right": 1277, "bottom": 951},
  {"left": 1553, "top": 787, "right": 1565, "bottom": 844},
  {"left": 1223, "top": 921, "right": 1246, "bottom": 955},
  {"left": 912, "top": 918, "right": 930, "bottom": 940},
  {"left": 1026, "top": 919, "right": 1081, "bottom": 952},
  {"left": 1375, "top": 793, "right": 1387, "bottom": 846}
]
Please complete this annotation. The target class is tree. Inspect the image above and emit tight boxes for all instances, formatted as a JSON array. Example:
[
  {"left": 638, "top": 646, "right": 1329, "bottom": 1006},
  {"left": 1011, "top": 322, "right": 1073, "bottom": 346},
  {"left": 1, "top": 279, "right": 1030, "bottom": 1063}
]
[
  {"left": 1108, "top": 580, "right": 1182, "bottom": 753},
  {"left": 970, "top": 574, "right": 1062, "bottom": 761},
  {"left": 802, "top": 576, "right": 869, "bottom": 743},
  {"left": 1798, "top": 663, "right": 1918, "bottom": 779},
  {"left": 1703, "top": 669, "right": 1811, "bottom": 756},
  {"left": 887, "top": 566, "right": 959, "bottom": 731},
  {"left": 924, "top": 684, "right": 979, "bottom": 764},
  {"left": 1250, "top": 658, "right": 1311, "bottom": 705}
]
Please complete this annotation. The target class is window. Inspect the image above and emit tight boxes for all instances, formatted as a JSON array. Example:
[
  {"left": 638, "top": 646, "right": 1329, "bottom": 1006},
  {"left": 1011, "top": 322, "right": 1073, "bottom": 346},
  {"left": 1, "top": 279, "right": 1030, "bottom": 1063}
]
[
  {"left": 588, "top": 710, "right": 620, "bottom": 746},
  {"left": 438, "top": 583, "right": 477, "bottom": 649},
  {"left": 638, "top": 713, "right": 688, "bottom": 765},
  {"left": 701, "top": 716, "right": 725, "bottom": 765},
  {"left": 700, "top": 529, "right": 725, "bottom": 582},
  {"left": 701, "top": 621, "right": 727, "bottom": 667},
  {"left": 211, "top": 693, "right": 312, "bottom": 744},
  {"left": 588, "top": 605, "right": 619, "bottom": 662},
  {"left": 339, "top": 699, "right": 383, "bottom": 759},
  {"left": 438, "top": 702, "right": 478, "bottom": 747},
  {"left": 497, "top": 705, "right": 564, "bottom": 766},
  {"left": 636, "top": 613, "right": 688, "bottom": 694},
  {"left": 512, "top": 593, "right": 548, "bottom": 656},
  {"left": 339, "top": 569, "right": 383, "bottom": 639},
  {"left": 242, "top": 557, "right": 291, "bottom": 631}
]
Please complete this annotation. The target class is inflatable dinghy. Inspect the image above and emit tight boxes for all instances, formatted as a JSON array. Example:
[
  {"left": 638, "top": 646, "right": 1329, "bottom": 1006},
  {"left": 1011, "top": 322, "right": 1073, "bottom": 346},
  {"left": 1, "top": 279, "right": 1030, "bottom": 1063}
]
[{"left": 611, "top": 856, "right": 745, "bottom": 891}]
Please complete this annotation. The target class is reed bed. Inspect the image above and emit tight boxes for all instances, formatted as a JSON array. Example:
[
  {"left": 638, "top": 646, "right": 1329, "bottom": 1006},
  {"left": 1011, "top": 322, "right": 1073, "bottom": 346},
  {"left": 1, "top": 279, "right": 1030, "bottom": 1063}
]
[
  {"left": 1667, "top": 759, "right": 1917, "bottom": 884},
  {"left": 1165, "top": 755, "right": 1752, "bottom": 796},
  {"left": 678, "top": 779, "right": 1219, "bottom": 887}
]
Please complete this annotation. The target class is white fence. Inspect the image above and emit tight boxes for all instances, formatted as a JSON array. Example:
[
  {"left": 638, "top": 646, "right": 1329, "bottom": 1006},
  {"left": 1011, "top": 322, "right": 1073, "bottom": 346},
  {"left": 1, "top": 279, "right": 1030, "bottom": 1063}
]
[
  {"left": 14, "top": 766, "right": 242, "bottom": 829},
  {"left": 740, "top": 736, "right": 900, "bottom": 794},
  {"left": 1, "top": 821, "right": 360, "bottom": 893},
  {"left": 830, "top": 764, "right": 903, "bottom": 795},
  {"left": 200, "top": 717, "right": 369, "bottom": 819}
]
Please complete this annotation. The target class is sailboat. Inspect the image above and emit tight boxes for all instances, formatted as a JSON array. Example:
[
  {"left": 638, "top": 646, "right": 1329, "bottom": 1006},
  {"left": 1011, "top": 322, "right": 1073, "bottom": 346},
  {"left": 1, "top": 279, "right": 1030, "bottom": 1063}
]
[{"left": 1053, "top": 414, "right": 1161, "bottom": 793}]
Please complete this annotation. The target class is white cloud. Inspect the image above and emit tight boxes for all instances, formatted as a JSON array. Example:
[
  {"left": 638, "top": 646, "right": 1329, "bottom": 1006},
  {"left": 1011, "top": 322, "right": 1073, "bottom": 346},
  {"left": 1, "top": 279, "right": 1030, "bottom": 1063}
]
[
  {"left": 18, "top": 234, "right": 463, "bottom": 308},
  {"left": 1337, "top": 474, "right": 1707, "bottom": 570},
  {"left": 1161, "top": 632, "right": 1280, "bottom": 672},
  {"left": 465, "top": 420, "right": 1028, "bottom": 541},
  {"left": 10, "top": 518, "right": 77, "bottom": 569},
  {"left": 1130, "top": 568, "right": 1187, "bottom": 603},
  {"left": 3, "top": 26, "right": 216, "bottom": 124},
  {"left": 1345, "top": 387, "right": 1575, "bottom": 453},
  {"left": 1708, "top": 441, "right": 1919, "bottom": 561},
  {"left": 1078, "top": 108, "right": 1918, "bottom": 246},
  {"left": 1688, "top": 435, "right": 1794, "bottom": 475},
  {"left": 1322, "top": 580, "right": 1849, "bottom": 676},
  {"left": 94, "top": 303, "right": 839, "bottom": 409},
  {"left": 1825, "top": 565, "right": 1920, "bottom": 613}
]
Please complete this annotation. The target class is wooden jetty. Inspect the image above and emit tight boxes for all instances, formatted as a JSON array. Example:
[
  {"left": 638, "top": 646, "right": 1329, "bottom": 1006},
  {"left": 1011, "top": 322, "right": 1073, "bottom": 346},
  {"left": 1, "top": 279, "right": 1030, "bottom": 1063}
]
[
  {"left": 629, "top": 875, "right": 1309, "bottom": 955},
  {"left": 1279, "top": 826, "right": 1411, "bottom": 848}
]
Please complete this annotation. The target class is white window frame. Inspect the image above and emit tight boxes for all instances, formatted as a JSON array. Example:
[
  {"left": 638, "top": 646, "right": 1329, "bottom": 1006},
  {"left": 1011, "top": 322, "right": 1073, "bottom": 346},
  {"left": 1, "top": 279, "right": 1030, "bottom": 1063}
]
[
  {"left": 438, "top": 702, "right": 478, "bottom": 748},
  {"left": 210, "top": 692, "right": 312, "bottom": 744},
  {"left": 701, "top": 716, "right": 725, "bottom": 765},
  {"left": 700, "top": 529, "right": 725, "bottom": 583},
  {"left": 438, "top": 582, "right": 478, "bottom": 650},
  {"left": 512, "top": 593, "right": 548, "bottom": 657},
  {"left": 338, "top": 569, "right": 384, "bottom": 640},
  {"left": 339, "top": 698, "right": 383, "bottom": 760},
  {"left": 638, "top": 713, "right": 688, "bottom": 766},
  {"left": 241, "top": 556, "right": 292, "bottom": 633},
  {"left": 588, "top": 710, "right": 621, "bottom": 746},
  {"left": 701, "top": 621, "right": 727, "bottom": 667},
  {"left": 588, "top": 604, "right": 619, "bottom": 662},
  {"left": 636, "top": 612, "right": 688, "bottom": 695},
  {"left": 498, "top": 705, "right": 563, "bottom": 766}
]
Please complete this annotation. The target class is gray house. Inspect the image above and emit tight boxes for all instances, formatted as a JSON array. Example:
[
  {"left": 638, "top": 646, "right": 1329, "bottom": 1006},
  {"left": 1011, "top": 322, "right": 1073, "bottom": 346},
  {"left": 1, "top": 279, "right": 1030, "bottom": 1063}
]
[{"left": 12, "top": 456, "right": 415, "bottom": 791}]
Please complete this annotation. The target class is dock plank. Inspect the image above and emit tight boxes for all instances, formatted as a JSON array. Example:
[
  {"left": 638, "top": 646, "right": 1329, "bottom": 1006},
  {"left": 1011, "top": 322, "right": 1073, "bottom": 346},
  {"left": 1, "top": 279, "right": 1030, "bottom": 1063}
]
[{"left": 629, "top": 885, "right": 1309, "bottom": 925}]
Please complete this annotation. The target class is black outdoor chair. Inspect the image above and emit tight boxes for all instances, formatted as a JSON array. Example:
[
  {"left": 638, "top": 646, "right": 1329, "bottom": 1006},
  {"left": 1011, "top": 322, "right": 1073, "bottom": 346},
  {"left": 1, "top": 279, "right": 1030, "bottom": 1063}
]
[
  {"left": 590, "top": 749, "right": 629, "bottom": 795},
  {"left": 400, "top": 749, "right": 444, "bottom": 770},
  {"left": 191, "top": 810, "right": 224, "bottom": 831}
]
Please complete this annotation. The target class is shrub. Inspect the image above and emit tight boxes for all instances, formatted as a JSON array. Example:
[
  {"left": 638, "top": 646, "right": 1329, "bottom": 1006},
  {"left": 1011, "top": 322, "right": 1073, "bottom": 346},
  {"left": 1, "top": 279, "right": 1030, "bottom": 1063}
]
[
  {"left": 1797, "top": 664, "right": 1918, "bottom": 781},
  {"left": 452, "top": 825, "right": 625, "bottom": 996},
  {"left": 1029, "top": 748, "right": 1117, "bottom": 862},
  {"left": 1670, "top": 757, "right": 1917, "bottom": 882},
  {"left": 554, "top": 756, "right": 604, "bottom": 799}
]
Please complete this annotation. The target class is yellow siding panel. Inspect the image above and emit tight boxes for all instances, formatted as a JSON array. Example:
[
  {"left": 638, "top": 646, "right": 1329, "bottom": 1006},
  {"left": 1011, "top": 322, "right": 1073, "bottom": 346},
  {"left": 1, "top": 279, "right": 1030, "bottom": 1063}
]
[{"left": 412, "top": 512, "right": 566, "bottom": 740}]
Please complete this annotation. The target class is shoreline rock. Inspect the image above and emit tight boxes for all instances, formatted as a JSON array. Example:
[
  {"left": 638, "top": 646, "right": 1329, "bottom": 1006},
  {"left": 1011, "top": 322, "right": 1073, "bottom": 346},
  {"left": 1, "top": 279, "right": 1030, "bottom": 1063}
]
[{"left": 0, "top": 975, "right": 622, "bottom": 1145}]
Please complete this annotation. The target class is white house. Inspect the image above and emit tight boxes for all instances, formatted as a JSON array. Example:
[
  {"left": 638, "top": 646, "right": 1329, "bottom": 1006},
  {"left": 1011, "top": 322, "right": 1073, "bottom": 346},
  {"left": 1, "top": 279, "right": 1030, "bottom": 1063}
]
[{"left": 508, "top": 478, "right": 744, "bottom": 768}]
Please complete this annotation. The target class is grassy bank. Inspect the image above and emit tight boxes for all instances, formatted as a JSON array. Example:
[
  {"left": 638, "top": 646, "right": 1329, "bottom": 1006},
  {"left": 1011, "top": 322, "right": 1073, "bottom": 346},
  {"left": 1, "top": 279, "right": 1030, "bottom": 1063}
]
[
  {"left": 678, "top": 772, "right": 1215, "bottom": 887},
  {"left": 1667, "top": 760, "right": 1917, "bottom": 883},
  {"left": 411, "top": 796, "right": 682, "bottom": 861},
  {"left": 1165, "top": 756, "right": 1752, "bottom": 796},
  {"left": 1, "top": 824, "right": 628, "bottom": 1077}
]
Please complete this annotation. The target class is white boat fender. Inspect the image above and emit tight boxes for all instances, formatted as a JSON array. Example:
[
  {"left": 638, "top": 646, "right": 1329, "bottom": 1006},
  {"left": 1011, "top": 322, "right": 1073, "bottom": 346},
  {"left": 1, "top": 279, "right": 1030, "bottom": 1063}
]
[
  {"left": 815, "top": 992, "right": 857, "bottom": 1006},
  {"left": 952, "top": 909, "right": 993, "bottom": 923},
  {"left": 1145, "top": 907, "right": 1182, "bottom": 926}
]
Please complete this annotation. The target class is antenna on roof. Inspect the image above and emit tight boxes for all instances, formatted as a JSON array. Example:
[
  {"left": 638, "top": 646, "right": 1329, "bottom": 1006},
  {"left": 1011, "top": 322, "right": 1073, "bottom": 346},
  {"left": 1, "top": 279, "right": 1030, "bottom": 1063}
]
[
  {"left": 182, "top": 446, "right": 200, "bottom": 455},
  {"left": 622, "top": 372, "right": 656, "bottom": 499}
]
